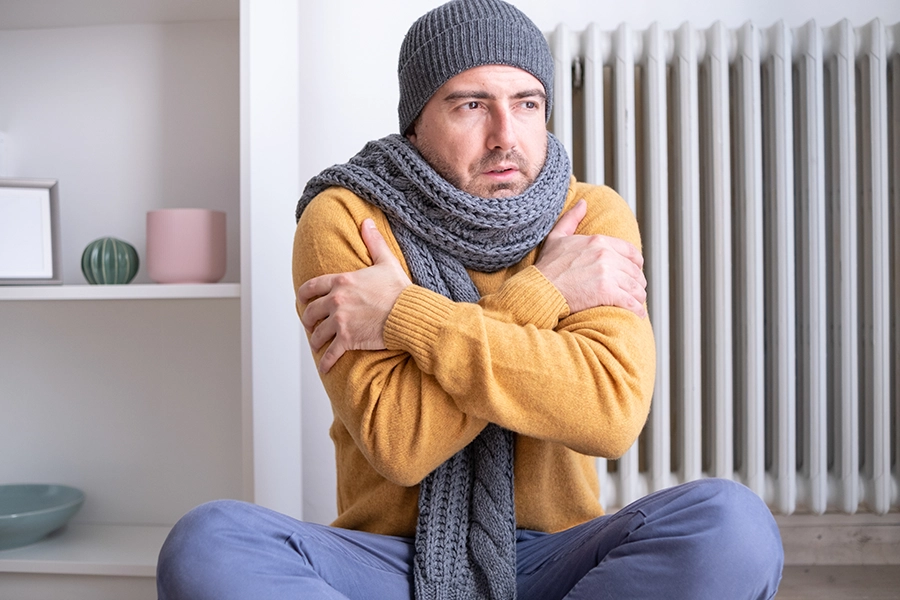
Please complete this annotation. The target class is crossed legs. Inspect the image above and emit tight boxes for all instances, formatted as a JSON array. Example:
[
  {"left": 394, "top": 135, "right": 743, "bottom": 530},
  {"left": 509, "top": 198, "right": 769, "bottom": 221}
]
[{"left": 158, "top": 478, "right": 783, "bottom": 599}]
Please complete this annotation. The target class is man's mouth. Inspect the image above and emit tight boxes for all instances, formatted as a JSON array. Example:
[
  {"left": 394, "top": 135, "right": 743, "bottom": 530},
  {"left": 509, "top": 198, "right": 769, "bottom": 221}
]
[{"left": 474, "top": 150, "right": 529, "bottom": 184}]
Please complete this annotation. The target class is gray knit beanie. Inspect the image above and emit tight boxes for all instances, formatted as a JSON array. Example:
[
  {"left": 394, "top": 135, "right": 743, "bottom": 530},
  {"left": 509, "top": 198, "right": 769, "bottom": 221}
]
[{"left": 397, "top": 0, "right": 554, "bottom": 134}]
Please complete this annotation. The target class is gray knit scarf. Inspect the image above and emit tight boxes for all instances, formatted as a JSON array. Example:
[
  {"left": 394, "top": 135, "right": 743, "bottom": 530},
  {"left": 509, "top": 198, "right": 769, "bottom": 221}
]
[{"left": 295, "top": 132, "right": 570, "bottom": 600}]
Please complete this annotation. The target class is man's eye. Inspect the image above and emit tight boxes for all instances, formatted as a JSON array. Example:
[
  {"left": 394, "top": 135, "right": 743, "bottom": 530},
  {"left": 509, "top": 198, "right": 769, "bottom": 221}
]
[
  {"left": 524, "top": 101, "right": 537, "bottom": 109},
  {"left": 466, "top": 101, "right": 479, "bottom": 110}
]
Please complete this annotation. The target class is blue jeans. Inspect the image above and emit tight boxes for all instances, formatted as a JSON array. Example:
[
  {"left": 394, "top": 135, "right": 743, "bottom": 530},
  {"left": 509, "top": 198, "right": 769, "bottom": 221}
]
[{"left": 157, "top": 478, "right": 783, "bottom": 599}]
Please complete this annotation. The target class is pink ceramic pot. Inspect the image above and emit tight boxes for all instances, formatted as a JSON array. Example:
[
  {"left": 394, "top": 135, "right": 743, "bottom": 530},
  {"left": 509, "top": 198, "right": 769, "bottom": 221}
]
[{"left": 146, "top": 209, "right": 226, "bottom": 284}]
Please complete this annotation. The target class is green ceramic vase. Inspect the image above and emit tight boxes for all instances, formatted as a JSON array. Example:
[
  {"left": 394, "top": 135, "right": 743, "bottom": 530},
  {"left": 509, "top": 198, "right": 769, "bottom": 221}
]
[{"left": 81, "top": 237, "right": 139, "bottom": 284}]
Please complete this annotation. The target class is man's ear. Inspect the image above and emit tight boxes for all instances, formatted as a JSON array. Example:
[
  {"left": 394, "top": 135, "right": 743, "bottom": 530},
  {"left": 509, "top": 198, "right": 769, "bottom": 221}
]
[{"left": 404, "top": 120, "right": 418, "bottom": 144}]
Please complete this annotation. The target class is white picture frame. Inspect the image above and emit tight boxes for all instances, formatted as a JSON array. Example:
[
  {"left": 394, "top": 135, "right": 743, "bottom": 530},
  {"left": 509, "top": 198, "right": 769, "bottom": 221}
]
[{"left": 0, "top": 179, "right": 61, "bottom": 285}]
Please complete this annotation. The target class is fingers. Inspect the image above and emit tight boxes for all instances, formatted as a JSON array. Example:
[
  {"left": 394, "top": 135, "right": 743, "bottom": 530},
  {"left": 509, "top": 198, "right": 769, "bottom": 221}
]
[
  {"left": 620, "top": 297, "right": 647, "bottom": 319},
  {"left": 610, "top": 247, "right": 648, "bottom": 318},
  {"left": 297, "top": 277, "right": 333, "bottom": 332},
  {"left": 592, "top": 247, "right": 647, "bottom": 318},
  {"left": 300, "top": 298, "right": 348, "bottom": 373},
  {"left": 303, "top": 297, "right": 334, "bottom": 347},
  {"left": 297, "top": 273, "right": 332, "bottom": 306},
  {"left": 547, "top": 199, "right": 587, "bottom": 239},
  {"left": 300, "top": 300, "right": 345, "bottom": 372},
  {"left": 614, "top": 244, "right": 647, "bottom": 290},
  {"left": 618, "top": 275, "right": 648, "bottom": 319},
  {"left": 600, "top": 235, "right": 644, "bottom": 271},
  {"left": 360, "top": 218, "right": 395, "bottom": 266},
  {"left": 318, "top": 340, "right": 343, "bottom": 374}
]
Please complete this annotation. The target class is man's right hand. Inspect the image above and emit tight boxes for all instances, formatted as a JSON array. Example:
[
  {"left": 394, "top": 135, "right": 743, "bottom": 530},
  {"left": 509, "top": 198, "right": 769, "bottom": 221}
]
[
  {"left": 535, "top": 199, "right": 647, "bottom": 318},
  {"left": 298, "top": 218, "right": 411, "bottom": 373}
]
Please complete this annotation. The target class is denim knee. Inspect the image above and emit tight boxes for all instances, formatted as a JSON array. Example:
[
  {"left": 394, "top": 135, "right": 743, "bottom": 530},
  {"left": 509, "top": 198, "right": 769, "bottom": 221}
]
[
  {"left": 625, "top": 479, "right": 783, "bottom": 599},
  {"left": 157, "top": 500, "right": 248, "bottom": 599},
  {"left": 689, "top": 479, "right": 784, "bottom": 596}
]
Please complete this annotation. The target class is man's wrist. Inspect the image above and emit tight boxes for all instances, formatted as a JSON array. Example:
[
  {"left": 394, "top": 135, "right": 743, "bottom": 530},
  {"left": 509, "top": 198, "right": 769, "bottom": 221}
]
[
  {"left": 384, "top": 285, "right": 456, "bottom": 372},
  {"left": 489, "top": 265, "right": 570, "bottom": 327}
]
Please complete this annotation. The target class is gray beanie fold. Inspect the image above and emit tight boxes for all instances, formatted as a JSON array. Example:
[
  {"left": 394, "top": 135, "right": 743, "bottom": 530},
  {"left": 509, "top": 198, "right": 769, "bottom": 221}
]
[{"left": 397, "top": 0, "right": 554, "bottom": 134}]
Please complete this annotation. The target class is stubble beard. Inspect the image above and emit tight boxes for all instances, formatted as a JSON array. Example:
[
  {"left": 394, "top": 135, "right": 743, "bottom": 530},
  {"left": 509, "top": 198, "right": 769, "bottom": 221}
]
[{"left": 416, "top": 142, "right": 543, "bottom": 199}]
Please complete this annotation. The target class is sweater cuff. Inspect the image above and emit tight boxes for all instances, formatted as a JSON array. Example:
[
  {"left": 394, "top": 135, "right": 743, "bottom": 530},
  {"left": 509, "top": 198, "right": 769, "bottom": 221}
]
[
  {"left": 383, "top": 285, "right": 455, "bottom": 373},
  {"left": 490, "top": 266, "right": 570, "bottom": 328}
]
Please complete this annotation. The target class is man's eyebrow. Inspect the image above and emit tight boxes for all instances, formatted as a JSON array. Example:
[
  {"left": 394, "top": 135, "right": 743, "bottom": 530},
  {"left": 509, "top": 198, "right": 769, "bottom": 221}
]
[
  {"left": 442, "top": 90, "right": 494, "bottom": 102},
  {"left": 512, "top": 89, "right": 547, "bottom": 101},
  {"left": 441, "top": 88, "right": 547, "bottom": 102}
]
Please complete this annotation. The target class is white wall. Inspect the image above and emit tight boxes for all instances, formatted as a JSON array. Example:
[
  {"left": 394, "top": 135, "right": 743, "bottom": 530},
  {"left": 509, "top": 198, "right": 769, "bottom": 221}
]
[
  {"left": 242, "top": 0, "right": 304, "bottom": 520},
  {"left": 293, "top": 0, "right": 900, "bottom": 525}
]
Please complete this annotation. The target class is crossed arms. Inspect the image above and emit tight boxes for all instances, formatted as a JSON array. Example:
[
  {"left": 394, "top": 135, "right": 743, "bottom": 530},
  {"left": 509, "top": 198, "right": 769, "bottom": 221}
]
[
  {"left": 300, "top": 198, "right": 647, "bottom": 373},
  {"left": 292, "top": 184, "right": 655, "bottom": 486}
]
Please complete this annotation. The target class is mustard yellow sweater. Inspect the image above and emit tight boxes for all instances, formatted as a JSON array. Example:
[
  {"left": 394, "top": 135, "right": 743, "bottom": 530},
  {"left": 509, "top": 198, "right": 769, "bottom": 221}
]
[{"left": 292, "top": 177, "right": 656, "bottom": 537}]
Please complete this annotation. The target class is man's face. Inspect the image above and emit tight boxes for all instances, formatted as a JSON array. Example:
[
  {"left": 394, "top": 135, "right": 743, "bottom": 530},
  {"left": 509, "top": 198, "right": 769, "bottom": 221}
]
[{"left": 407, "top": 65, "right": 549, "bottom": 199}]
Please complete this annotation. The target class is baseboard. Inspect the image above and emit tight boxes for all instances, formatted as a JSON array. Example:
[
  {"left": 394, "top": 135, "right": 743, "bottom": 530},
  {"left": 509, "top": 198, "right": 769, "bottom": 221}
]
[{"left": 776, "top": 512, "right": 900, "bottom": 566}]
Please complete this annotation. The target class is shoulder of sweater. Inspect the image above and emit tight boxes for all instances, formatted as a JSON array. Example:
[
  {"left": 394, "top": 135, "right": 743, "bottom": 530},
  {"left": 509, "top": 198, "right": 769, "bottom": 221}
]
[
  {"left": 299, "top": 185, "right": 401, "bottom": 249},
  {"left": 297, "top": 185, "right": 407, "bottom": 272},
  {"left": 300, "top": 185, "right": 388, "bottom": 228},
  {"left": 565, "top": 178, "right": 641, "bottom": 247},
  {"left": 567, "top": 177, "right": 627, "bottom": 209}
]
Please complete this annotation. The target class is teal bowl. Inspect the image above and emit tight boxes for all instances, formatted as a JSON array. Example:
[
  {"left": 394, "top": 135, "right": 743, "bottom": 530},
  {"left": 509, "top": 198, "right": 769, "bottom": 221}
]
[{"left": 0, "top": 485, "right": 84, "bottom": 551}]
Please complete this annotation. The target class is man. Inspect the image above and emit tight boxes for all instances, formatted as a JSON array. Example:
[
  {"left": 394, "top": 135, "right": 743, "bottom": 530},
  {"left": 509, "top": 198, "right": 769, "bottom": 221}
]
[{"left": 157, "top": 1, "right": 783, "bottom": 598}]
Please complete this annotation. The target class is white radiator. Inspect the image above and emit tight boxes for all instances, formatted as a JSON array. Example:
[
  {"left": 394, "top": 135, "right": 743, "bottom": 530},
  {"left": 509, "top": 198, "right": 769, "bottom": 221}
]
[{"left": 546, "top": 20, "right": 899, "bottom": 516}]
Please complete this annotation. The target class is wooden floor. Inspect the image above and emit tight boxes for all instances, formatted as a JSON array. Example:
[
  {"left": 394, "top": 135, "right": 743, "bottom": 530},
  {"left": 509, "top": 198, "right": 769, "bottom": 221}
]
[{"left": 777, "top": 566, "right": 900, "bottom": 599}]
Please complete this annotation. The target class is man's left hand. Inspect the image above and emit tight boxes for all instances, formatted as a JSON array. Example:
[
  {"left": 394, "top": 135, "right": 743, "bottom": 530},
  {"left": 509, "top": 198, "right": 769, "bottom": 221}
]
[{"left": 298, "top": 219, "right": 411, "bottom": 373}]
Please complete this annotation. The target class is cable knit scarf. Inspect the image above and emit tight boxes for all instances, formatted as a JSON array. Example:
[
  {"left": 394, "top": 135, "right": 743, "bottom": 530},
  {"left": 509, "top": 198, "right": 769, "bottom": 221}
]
[{"left": 295, "top": 132, "right": 570, "bottom": 600}]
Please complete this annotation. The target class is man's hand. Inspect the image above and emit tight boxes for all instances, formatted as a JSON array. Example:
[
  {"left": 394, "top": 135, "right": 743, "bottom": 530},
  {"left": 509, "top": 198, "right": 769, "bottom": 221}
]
[
  {"left": 536, "top": 199, "right": 647, "bottom": 317},
  {"left": 298, "top": 219, "right": 412, "bottom": 373}
]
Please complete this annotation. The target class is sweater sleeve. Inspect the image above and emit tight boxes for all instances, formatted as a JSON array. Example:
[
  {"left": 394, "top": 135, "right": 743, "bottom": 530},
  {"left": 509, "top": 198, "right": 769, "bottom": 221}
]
[{"left": 293, "top": 183, "right": 655, "bottom": 488}]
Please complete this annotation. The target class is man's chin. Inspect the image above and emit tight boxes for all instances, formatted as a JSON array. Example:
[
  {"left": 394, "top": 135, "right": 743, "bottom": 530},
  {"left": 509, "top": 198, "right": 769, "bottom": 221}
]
[{"left": 466, "top": 180, "right": 530, "bottom": 199}]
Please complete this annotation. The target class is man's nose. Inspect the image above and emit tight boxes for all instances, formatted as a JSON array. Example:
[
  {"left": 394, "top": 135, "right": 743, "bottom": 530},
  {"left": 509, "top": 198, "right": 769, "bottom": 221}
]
[{"left": 486, "top": 107, "right": 517, "bottom": 150}]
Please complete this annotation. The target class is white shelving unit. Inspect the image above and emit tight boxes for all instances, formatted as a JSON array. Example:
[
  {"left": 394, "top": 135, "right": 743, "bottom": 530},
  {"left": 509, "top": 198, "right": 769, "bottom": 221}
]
[
  {"left": 0, "top": 524, "right": 170, "bottom": 578},
  {"left": 0, "top": 2, "right": 246, "bottom": 598},
  {"left": 0, "top": 1, "right": 310, "bottom": 596},
  {"left": 0, "top": 283, "right": 241, "bottom": 301}
]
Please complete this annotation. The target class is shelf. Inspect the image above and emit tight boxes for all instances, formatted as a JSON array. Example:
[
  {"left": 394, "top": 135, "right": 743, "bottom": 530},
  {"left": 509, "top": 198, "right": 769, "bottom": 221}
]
[
  {"left": 0, "top": 524, "right": 170, "bottom": 577},
  {"left": 0, "top": 283, "right": 240, "bottom": 301}
]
